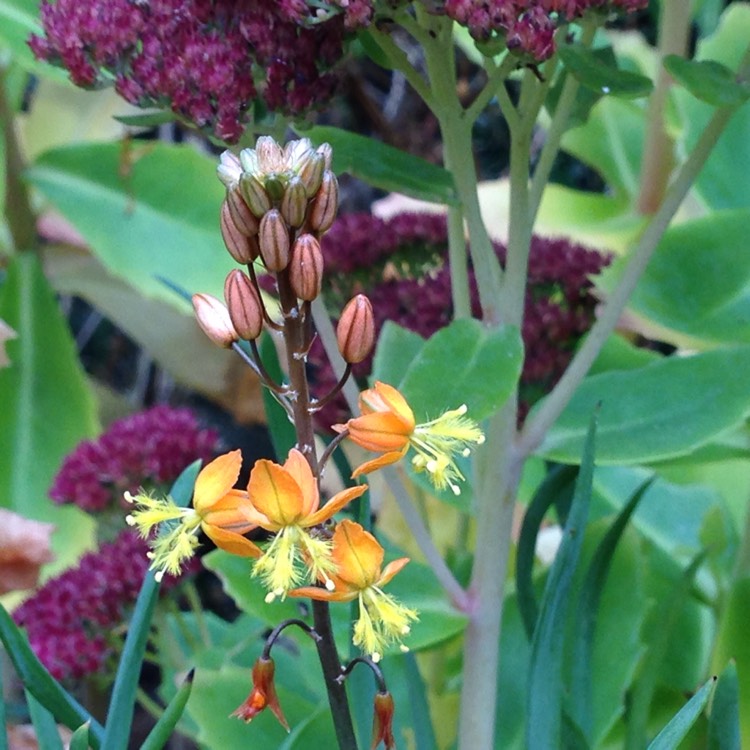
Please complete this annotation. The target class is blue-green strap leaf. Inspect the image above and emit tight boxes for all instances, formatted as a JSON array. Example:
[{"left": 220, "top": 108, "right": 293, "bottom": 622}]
[
  {"left": 647, "top": 676, "right": 717, "bottom": 749},
  {"left": 140, "top": 669, "right": 195, "bottom": 750}
]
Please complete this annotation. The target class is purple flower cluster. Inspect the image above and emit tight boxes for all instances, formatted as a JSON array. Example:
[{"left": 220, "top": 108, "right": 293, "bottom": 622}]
[
  {"left": 308, "top": 211, "right": 610, "bottom": 427},
  {"left": 444, "top": 0, "right": 647, "bottom": 61},
  {"left": 29, "top": 0, "right": 371, "bottom": 142},
  {"left": 12, "top": 530, "right": 184, "bottom": 682},
  {"left": 50, "top": 405, "right": 218, "bottom": 513}
]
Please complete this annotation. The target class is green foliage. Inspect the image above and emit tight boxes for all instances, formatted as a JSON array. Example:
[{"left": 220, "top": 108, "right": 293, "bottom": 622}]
[
  {"left": 538, "top": 347, "right": 750, "bottom": 465},
  {"left": 25, "top": 142, "right": 232, "bottom": 306},
  {"left": 647, "top": 677, "right": 717, "bottom": 749},
  {"left": 664, "top": 55, "right": 750, "bottom": 107},
  {"left": 0, "top": 253, "right": 97, "bottom": 571},
  {"left": 296, "top": 124, "right": 459, "bottom": 206}
]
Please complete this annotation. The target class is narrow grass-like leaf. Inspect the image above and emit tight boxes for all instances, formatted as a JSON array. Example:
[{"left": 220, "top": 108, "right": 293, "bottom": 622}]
[
  {"left": 69, "top": 722, "right": 92, "bottom": 750},
  {"left": 402, "top": 653, "right": 439, "bottom": 750},
  {"left": 708, "top": 662, "right": 740, "bottom": 750},
  {"left": 647, "top": 676, "right": 717, "bottom": 749},
  {"left": 0, "top": 655, "right": 7, "bottom": 750},
  {"left": 0, "top": 605, "right": 103, "bottom": 746},
  {"left": 141, "top": 669, "right": 195, "bottom": 750},
  {"left": 567, "top": 479, "right": 652, "bottom": 740},
  {"left": 625, "top": 553, "right": 706, "bottom": 750},
  {"left": 516, "top": 464, "right": 578, "bottom": 639},
  {"left": 526, "top": 414, "right": 598, "bottom": 749},
  {"left": 26, "top": 690, "right": 64, "bottom": 750},
  {"left": 102, "top": 461, "right": 200, "bottom": 750}
]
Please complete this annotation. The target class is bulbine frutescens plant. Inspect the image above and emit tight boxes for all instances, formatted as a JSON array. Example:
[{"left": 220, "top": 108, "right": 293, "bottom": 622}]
[{"left": 125, "top": 136, "right": 484, "bottom": 748}]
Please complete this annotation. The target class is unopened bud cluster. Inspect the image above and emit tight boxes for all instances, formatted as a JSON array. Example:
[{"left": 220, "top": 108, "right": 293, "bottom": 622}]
[{"left": 194, "top": 136, "right": 376, "bottom": 371}]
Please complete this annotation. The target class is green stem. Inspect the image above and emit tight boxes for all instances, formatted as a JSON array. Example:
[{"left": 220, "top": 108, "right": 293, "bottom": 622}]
[
  {"left": 636, "top": 0, "right": 690, "bottom": 215},
  {"left": 419, "top": 13, "right": 504, "bottom": 323},
  {"left": 518, "top": 91, "right": 748, "bottom": 457},
  {"left": 0, "top": 65, "right": 36, "bottom": 253},
  {"left": 465, "top": 54, "right": 516, "bottom": 126}
]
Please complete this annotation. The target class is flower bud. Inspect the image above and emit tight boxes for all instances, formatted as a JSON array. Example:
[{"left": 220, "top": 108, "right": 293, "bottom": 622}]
[
  {"left": 280, "top": 176, "right": 308, "bottom": 229},
  {"left": 226, "top": 188, "right": 259, "bottom": 237},
  {"left": 256, "top": 136, "right": 284, "bottom": 172},
  {"left": 297, "top": 151, "right": 325, "bottom": 197},
  {"left": 192, "top": 293, "right": 238, "bottom": 348},
  {"left": 239, "top": 173, "right": 271, "bottom": 217},
  {"left": 308, "top": 171, "right": 339, "bottom": 234},
  {"left": 316, "top": 142, "right": 333, "bottom": 171},
  {"left": 258, "top": 209, "right": 291, "bottom": 272},
  {"left": 221, "top": 202, "right": 259, "bottom": 264},
  {"left": 289, "top": 234, "right": 324, "bottom": 301},
  {"left": 371, "top": 691, "right": 395, "bottom": 750},
  {"left": 224, "top": 270, "right": 263, "bottom": 340},
  {"left": 337, "top": 294, "right": 375, "bottom": 364}
]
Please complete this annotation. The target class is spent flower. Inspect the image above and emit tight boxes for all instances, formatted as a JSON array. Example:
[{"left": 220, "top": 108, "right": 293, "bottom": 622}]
[
  {"left": 338, "top": 382, "right": 485, "bottom": 496},
  {"left": 232, "top": 656, "right": 289, "bottom": 731},
  {"left": 126, "top": 450, "right": 261, "bottom": 581},
  {"left": 290, "top": 520, "right": 416, "bottom": 662}
]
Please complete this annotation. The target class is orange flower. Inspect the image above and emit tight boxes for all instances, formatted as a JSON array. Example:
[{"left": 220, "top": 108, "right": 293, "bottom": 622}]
[
  {"left": 232, "top": 656, "right": 289, "bottom": 731},
  {"left": 243, "top": 449, "right": 367, "bottom": 601},
  {"left": 290, "top": 520, "right": 416, "bottom": 662},
  {"left": 126, "top": 450, "right": 261, "bottom": 580},
  {"left": 338, "top": 381, "right": 485, "bottom": 496}
]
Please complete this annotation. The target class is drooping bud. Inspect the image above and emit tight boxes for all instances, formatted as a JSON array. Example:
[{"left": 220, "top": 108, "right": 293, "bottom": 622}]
[
  {"left": 371, "top": 691, "right": 395, "bottom": 750},
  {"left": 239, "top": 173, "right": 271, "bottom": 217},
  {"left": 231, "top": 657, "right": 289, "bottom": 731},
  {"left": 192, "top": 294, "right": 238, "bottom": 348},
  {"left": 337, "top": 294, "right": 375, "bottom": 364},
  {"left": 308, "top": 171, "right": 339, "bottom": 234},
  {"left": 224, "top": 270, "right": 264, "bottom": 340},
  {"left": 226, "top": 188, "right": 260, "bottom": 237},
  {"left": 221, "top": 202, "right": 259, "bottom": 264},
  {"left": 280, "top": 176, "right": 308, "bottom": 228},
  {"left": 288, "top": 234, "right": 324, "bottom": 301},
  {"left": 297, "top": 151, "right": 325, "bottom": 197},
  {"left": 258, "top": 209, "right": 291, "bottom": 272}
]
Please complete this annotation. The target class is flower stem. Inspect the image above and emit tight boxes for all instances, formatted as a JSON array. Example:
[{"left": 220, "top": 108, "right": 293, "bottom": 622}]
[
  {"left": 276, "top": 268, "right": 358, "bottom": 749},
  {"left": 0, "top": 64, "right": 37, "bottom": 253}
]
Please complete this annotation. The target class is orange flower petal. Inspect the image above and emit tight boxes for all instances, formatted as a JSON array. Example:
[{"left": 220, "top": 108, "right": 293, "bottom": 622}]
[
  {"left": 332, "top": 520, "right": 384, "bottom": 589},
  {"left": 203, "top": 490, "right": 256, "bottom": 534},
  {"left": 283, "top": 449, "right": 319, "bottom": 517},
  {"left": 287, "top": 585, "right": 355, "bottom": 603},
  {"left": 372, "top": 382, "right": 415, "bottom": 426},
  {"left": 351, "top": 450, "right": 406, "bottom": 478},
  {"left": 347, "top": 413, "right": 412, "bottom": 451},
  {"left": 193, "top": 450, "right": 242, "bottom": 513},
  {"left": 305, "top": 484, "right": 368, "bottom": 527},
  {"left": 378, "top": 557, "right": 410, "bottom": 587},
  {"left": 203, "top": 523, "right": 263, "bottom": 558},
  {"left": 248, "top": 459, "right": 304, "bottom": 527}
]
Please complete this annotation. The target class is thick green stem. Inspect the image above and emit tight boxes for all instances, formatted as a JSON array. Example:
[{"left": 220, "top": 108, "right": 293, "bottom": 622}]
[
  {"left": 636, "top": 0, "right": 690, "bottom": 215},
  {"left": 0, "top": 66, "right": 36, "bottom": 252}
]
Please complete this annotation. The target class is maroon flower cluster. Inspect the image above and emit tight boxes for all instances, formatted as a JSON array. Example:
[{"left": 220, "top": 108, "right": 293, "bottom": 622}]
[
  {"left": 13, "top": 530, "right": 189, "bottom": 682},
  {"left": 29, "top": 0, "right": 372, "bottom": 142},
  {"left": 307, "top": 211, "right": 610, "bottom": 427},
  {"left": 444, "top": 0, "right": 647, "bottom": 61},
  {"left": 50, "top": 405, "right": 218, "bottom": 513},
  {"left": 13, "top": 531, "right": 150, "bottom": 681}
]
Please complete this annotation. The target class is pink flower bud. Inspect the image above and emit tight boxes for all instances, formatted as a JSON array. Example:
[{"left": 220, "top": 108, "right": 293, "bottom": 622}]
[
  {"left": 224, "top": 270, "right": 264, "bottom": 340},
  {"left": 258, "top": 209, "right": 291, "bottom": 272},
  {"left": 226, "top": 188, "right": 259, "bottom": 237},
  {"left": 337, "top": 294, "right": 375, "bottom": 364},
  {"left": 308, "top": 170, "right": 339, "bottom": 234},
  {"left": 221, "top": 201, "right": 259, "bottom": 264},
  {"left": 192, "top": 293, "right": 238, "bottom": 348},
  {"left": 289, "top": 234, "right": 324, "bottom": 301}
]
